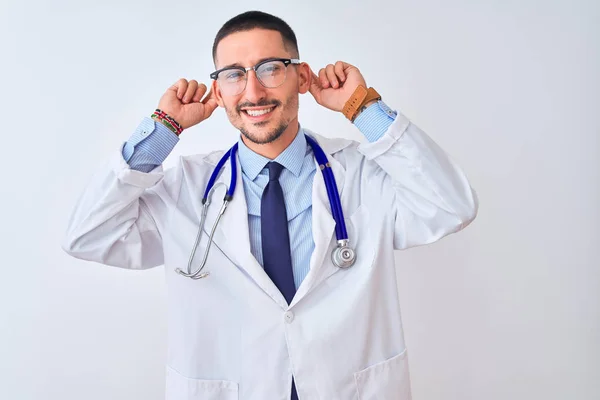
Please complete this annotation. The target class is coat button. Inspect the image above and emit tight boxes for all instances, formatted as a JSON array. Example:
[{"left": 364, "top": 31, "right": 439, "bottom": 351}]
[{"left": 284, "top": 311, "right": 294, "bottom": 324}]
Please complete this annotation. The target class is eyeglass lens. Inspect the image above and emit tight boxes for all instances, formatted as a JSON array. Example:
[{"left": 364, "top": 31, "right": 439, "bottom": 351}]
[{"left": 217, "top": 60, "right": 288, "bottom": 95}]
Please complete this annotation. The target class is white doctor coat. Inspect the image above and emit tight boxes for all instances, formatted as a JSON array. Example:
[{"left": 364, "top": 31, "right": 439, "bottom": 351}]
[{"left": 63, "top": 111, "right": 478, "bottom": 400}]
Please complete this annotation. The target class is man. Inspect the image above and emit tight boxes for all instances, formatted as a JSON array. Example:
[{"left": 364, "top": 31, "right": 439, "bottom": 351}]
[{"left": 63, "top": 10, "right": 478, "bottom": 400}]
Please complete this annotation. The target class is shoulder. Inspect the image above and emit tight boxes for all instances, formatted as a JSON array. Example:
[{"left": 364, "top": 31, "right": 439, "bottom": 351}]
[
  {"left": 303, "top": 129, "right": 367, "bottom": 174},
  {"left": 303, "top": 128, "right": 358, "bottom": 156},
  {"left": 149, "top": 149, "right": 227, "bottom": 202}
]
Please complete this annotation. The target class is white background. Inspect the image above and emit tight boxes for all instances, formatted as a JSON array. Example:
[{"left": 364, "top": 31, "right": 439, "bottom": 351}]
[{"left": 1, "top": 0, "right": 598, "bottom": 399}]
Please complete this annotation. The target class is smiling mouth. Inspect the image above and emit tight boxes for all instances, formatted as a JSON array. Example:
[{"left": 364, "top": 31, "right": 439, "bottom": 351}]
[{"left": 242, "top": 106, "right": 276, "bottom": 117}]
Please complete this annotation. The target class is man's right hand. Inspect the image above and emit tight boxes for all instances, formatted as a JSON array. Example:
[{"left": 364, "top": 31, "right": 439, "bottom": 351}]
[{"left": 156, "top": 79, "right": 219, "bottom": 131}]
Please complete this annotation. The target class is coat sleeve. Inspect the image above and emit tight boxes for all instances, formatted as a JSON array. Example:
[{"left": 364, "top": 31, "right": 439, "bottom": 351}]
[
  {"left": 356, "top": 112, "right": 479, "bottom": 250},
  {"left": 61, "top": 146, "right": 176, "bottom": 270}
]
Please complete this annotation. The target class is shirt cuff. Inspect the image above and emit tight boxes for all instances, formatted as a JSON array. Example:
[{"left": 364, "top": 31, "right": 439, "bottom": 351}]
[
  {"left": 353, "top": 100, "right": 398, "bottom": 142},
  {"left": 122, "top": 117, "right": 179, "bottom": 172}
]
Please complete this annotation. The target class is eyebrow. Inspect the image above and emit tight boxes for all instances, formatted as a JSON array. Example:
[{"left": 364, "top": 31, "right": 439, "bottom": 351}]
[{"left": 220, "top": 57, "right": 282, "bottom": 70}]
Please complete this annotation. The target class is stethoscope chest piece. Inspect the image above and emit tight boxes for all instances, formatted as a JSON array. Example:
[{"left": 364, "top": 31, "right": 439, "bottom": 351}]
[{"left": 332, "top": 239, "right": 356, "bottom": 269}]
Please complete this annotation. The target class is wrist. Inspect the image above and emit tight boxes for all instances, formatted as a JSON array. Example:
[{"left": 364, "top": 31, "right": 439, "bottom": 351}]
[
  {"left": 151, "top": 116, "right": 179, "bottom": 136},
  {"left": 342, "top": 86, "right": 381, "bottom": 122},
  {"left": 353, "top": 99, "right": 378, "bottom": 119},
  {"left": 151, "top": 109, "right": 183, "bottom": 136}
]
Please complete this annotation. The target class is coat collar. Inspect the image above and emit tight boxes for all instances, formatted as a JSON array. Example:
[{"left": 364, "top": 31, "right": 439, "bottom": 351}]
[
  {"left": 203, "top": 130, "right": 353, "bottom": 166},
  {"left": 236, "top": 128, "right": 307, "bottom": 180}
]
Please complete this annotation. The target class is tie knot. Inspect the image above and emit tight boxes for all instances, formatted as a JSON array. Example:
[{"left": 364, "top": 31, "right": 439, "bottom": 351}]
[{"left": 267, "top": 162, "right": 284, "bottom": 181}]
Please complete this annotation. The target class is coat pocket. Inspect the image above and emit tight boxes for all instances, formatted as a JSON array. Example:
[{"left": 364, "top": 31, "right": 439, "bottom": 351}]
[
  {"left": 166, "top": 366, "right": 238, "bottom": 400},
  {"left": 354, "top": 349, "right": 412, "bottom": 400}
]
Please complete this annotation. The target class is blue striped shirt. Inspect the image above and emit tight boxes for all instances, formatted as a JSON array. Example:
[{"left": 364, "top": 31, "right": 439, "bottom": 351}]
[{"left": 122, "top": 101, "right": 397, "bottom": 288}]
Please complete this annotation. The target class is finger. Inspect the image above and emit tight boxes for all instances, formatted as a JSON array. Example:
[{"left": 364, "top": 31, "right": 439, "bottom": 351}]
[
  {"left": 182, "top": 80, "right": 198, "bottom": 103},
  {"left": 311, "top": 71, "right": 320, "bottom": 83},
  {"left": 309, "top": 71, "right": 321, "bottom": 89},
  {"left": 318, "top": 68, "right": 329, "bottom": 89},
  {"left": 203, "top": 98, "right": 219, "bottom": 118},
  {"left": 201, "top": 87, "right": 214, "bottom": 104},
  {"left": 308, "top": 71, "right": 322, "bottom": 99},
  {"left": 170, "top": 78, "right": 188, "bottom": 100},
  {"left": 334, "top": 61, "right": 346, "bottom": 83},
  {"left": 325, "top": 64, "right": 339, "bottom": 88},
  {"left": 193, "top": 83, "right": 208, "bottom": 103}
]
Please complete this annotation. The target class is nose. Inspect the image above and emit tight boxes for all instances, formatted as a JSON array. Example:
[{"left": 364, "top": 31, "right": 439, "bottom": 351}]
[{"left": 243, "top": 70, "right": 267, "bottom": 103}]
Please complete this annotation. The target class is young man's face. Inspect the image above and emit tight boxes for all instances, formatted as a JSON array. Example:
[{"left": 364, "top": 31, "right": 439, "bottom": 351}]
[{"left": 213, "top": 28, "right": 309, "bottom": 145}]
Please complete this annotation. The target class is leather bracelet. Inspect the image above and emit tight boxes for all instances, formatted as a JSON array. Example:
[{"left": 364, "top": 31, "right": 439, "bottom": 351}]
[{"left": 342, "top": 85, "right": 381, "bottom": 122}]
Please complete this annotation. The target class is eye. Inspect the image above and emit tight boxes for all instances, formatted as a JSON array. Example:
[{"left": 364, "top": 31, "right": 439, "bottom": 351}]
[
  {"left": 263, "top": 63, "right": 282, "bottom": 73},
  {"left": 222, "top": 70, "right": 244, "bottom": 81}
]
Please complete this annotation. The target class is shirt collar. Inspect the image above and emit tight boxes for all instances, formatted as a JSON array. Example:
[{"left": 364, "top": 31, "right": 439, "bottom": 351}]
[{"left": 237, "top": 127, "right": 307, "bottom": 180}]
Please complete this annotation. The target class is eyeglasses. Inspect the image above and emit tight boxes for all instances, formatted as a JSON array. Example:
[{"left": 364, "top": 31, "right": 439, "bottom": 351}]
[{"left": 210, "top": 58, "right": 301, "bottom": 96}]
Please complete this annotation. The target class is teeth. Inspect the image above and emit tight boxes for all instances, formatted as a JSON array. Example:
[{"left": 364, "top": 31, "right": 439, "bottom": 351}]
[{"left": 246, "top": 107, "right": 274, "bottom": 117}]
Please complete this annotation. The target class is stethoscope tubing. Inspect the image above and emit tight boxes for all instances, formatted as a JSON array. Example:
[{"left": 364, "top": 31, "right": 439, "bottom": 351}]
[
  {"left": 305, "top": 135, "right": 348, "bottom": 240},
  {"left": 178, "top": 134, "right": 353, "bottom": 279},
  {"left": 203, "top": 144, "right": 239, "bottom": 202}
]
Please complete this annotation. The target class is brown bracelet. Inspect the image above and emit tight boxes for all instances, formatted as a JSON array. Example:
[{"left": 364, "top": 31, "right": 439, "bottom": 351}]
[{"left": 342, "top": 85, "right": 381, "bottom": 122}]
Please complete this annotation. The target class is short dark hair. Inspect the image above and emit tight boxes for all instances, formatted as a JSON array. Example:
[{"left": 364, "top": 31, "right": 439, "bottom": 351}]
[{"left": 212, "top": 11, "right": 299, "bottom": 63}]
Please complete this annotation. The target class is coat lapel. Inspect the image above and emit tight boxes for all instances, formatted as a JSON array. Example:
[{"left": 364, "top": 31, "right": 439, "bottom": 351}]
[
  {"left": 196, "top": 151, "right": 288, "bottom": 310},
  {"left": 290, "top": 132, "right": 351, "bottom": 307}
]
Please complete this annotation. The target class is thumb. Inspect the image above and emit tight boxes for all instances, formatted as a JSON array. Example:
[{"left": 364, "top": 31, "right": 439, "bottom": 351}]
[
  {"left": 201, "top": 89, "right": 219, "bottom": 118},
  {"left": 308, "top": 71, "right": 322, "bottom": 99},
  {"left": 203, "top": 98, "right": 218, "bottom": 118}
]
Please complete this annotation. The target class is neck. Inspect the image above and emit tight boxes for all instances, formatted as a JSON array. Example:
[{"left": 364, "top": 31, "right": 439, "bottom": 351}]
[{"left": 241, "top": 118, "right": 300, "bottom": 160}]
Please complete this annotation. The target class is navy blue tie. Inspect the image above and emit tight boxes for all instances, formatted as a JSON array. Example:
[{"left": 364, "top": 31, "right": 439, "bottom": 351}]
[
  {"left": 260, "top": 162, "right": 299, "bottom": 400},
  {"left": 261, "top": 162, "right": 296, "bottom": 304}
]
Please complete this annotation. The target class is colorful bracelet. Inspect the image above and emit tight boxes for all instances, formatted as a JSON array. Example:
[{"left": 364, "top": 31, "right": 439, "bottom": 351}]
[{"left": 151, "top": 109, "right": 184, "bottom": 135}]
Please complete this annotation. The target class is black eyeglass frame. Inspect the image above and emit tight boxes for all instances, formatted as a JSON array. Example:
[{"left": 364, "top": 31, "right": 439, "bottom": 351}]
[{"left": 209, "top": 57, "right": 301, "bottom": 82}]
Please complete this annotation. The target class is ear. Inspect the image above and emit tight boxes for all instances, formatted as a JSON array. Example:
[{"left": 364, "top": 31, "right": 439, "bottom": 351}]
[
  {"left": 297, "top": 62, "right": 311, "bottom": 95},
  {"left": 212, "top": 80, "right": 225, "bottom": 108}
]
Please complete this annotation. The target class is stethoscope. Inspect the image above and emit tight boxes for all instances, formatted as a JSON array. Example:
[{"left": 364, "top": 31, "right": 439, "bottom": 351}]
[{"left": 176, "top": 134, "right": 356, "bottom": 280}]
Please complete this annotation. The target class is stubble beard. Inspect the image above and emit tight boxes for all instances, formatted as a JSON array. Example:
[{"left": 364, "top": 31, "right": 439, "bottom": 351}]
[{"left": 228, "top": 93, "right": 298, "bottom": 145}]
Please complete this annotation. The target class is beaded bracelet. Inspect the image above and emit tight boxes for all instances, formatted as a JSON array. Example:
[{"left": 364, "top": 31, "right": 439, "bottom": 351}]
[{"left": 151, "top": 109, "right": 184, "bottom": 136}]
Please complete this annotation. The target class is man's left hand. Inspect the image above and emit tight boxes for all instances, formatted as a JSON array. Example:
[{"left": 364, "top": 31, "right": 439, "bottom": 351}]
[{"left": 309, "top": 61, "right": 367, "bottom": 112}]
